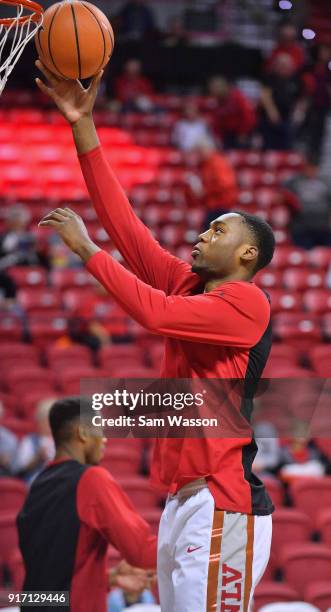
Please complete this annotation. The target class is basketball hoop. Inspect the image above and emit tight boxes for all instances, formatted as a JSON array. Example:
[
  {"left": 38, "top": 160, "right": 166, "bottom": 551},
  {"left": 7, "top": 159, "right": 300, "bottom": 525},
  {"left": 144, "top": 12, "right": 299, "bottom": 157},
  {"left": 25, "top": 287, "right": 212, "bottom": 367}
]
[{"left": 0, "top": 0, "right": 43, "bottom": 95}]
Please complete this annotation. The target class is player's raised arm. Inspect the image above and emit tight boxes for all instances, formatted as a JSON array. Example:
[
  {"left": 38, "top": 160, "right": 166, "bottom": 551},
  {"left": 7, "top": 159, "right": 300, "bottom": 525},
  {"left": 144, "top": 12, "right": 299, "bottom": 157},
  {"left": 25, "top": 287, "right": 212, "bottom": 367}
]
[{"left": 35, "top": 61, "right": 192, "bottom": 293}]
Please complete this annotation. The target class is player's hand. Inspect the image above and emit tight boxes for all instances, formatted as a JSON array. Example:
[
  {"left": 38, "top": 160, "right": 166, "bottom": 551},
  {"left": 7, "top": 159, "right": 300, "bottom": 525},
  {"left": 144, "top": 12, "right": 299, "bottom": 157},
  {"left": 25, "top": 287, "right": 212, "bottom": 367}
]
[
  {"left": 108, "top": 560, "right": 153, "bottom": 592},
  {"left": 35, "top": 60, "right": 103, "bottom": 125},
  {"left": 39, "top": 207, "right": 100, "bottom": 262}
]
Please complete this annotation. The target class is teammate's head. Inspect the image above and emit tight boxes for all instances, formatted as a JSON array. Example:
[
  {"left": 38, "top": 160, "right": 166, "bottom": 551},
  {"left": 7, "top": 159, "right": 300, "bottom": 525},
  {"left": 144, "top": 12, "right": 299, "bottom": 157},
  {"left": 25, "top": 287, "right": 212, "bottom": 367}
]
[
  {"left": 191, "top": 212, "right": 275, "bottom": 280},
  {"left": 49, "top": 397, "right": 106, "bottom": 465}
]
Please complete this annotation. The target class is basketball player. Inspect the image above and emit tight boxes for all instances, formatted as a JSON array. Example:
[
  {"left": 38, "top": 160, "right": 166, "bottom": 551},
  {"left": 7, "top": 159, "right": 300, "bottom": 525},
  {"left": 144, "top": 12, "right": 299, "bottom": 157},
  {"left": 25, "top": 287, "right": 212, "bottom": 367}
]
[
  {"left": 17, "top": 397, "right": 156, "bottom": 612},
  {"left": 36, "top": 61, "right": 275, "bottom": 612}
]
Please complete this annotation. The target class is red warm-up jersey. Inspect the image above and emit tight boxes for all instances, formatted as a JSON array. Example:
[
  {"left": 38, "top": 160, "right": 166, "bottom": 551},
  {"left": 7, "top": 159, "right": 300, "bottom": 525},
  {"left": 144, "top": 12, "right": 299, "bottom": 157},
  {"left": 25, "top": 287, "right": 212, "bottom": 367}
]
[{"left": 79, "top": 146, "right": 274, "bottom": 516}]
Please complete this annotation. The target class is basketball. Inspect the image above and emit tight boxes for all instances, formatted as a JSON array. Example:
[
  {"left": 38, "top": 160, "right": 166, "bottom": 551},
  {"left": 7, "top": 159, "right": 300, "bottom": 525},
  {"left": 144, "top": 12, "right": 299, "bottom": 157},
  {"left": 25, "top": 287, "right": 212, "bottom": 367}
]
[{"left": 35, "top": 0, "right": 114, "bottom": 80}]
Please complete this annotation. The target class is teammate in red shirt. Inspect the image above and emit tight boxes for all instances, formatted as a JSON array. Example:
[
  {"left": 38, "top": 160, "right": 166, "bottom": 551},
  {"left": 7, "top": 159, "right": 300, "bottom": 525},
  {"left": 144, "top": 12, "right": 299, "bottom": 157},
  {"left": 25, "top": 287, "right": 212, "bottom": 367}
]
[{"left": 36, "top": 62, "right": 276, "bottom": 612}]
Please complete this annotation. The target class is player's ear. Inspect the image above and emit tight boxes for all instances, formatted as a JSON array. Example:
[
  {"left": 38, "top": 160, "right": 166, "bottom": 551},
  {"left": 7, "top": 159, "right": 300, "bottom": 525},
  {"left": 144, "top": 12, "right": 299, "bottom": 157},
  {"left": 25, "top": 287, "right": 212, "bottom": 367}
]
[
  {"left": 77, "top": 423, "right": 89, "bottom": 443},
  {"left": 241, "top": 244, "right": 258, "bottom": 263}
]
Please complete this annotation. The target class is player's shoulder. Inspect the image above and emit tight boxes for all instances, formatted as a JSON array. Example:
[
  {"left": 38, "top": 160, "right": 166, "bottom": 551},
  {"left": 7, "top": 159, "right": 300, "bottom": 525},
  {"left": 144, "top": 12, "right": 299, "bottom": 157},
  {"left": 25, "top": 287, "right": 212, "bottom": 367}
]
[
  {"left": 220, "top": 281, "right": 269, "bottom": 300},
  {"left": 80, "top": 464, "right": 115, "bottom": 487}
]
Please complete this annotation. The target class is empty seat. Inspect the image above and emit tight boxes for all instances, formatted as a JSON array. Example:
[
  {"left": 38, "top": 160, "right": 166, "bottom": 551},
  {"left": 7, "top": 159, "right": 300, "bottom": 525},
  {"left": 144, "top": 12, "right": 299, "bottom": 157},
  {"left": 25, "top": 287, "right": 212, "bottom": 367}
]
[
  {"left": 268, "top": 344, "right": 300, "bottom": 365},
  {"left": 51, "top": 269, "right": 96, "bottom": 290},
  {"left": 7, "top": 548, "right": 25, "bottom": 591},
  {"left": 255, "top": 270, "right": 282, "bottom": 289},
  {"left": 309, "top": 247, "right": 331, "bottom": 269},
  {"left": 290, "top": 478, "right": 331, "bottom": 525},
  {"left": 304, "top": 581, "right": 331, "bottom": 612},
  {"left": 18, "top": 390, "right": 58, "bottom": 420},
  {"left": 271, "top": 509, "right": 311, "bottom": 568},
  {"left": 100, "top": 447, "right": 141, "bottom": 477},
  {"left": 303, "top": 290, "right": 331, "bottom": 315},
  {"left": 271, "top": 247, "right": 308, "bottom": 269},
  {"left": 253, "top": 581, "right": 299, "bottom": 610},
  {"left": 263, "top": 476, "right": 284, "bottom": 507},
  {"left": 56, "top": 367, "right": 107, "bottom": 394},
  {"left": 316, "top": 509, "right": 331, "bottom": 546},
  {"left": 29, "top": 315, "right": 69, "bottom": 347},
  {"left": 283, "top": 269, "right": 325, "bottom": 291},
  {"left": 9, "top": 266, "right": 47, "bottom": 288},
  {"left": 273, "top": 313, "right": 321, "bottom": 348},
  {"left": 5, "top": 366, "right": 56, "bottom": 395},
  {"left": 0, "top": 343, "right": 40, "bottom": 371},
  {"left": 281, "top": 543, "right": 331, "bottom": 597},
  {"left": 99, "top": 344, "right": 144, "bottom": 369},
  {"left": 46, "top": 345, "right": 92, "bottom": 369},
  {"left": 0, "top": 512, "right": 19, "bottom": 567},
  {"left": 141, "top": 509, "right": 162, "bottom": 534},
  {"left": 309, "top": 345, "right": 331, "bottom": 377},
  {"left": 18, "top": 288, "right": 62, "bottom": 312},
  {"left": 267, "top": 290, "right": 303, "bottom": 314},
  {"left": 0, "top": 478, "right": 27, "bottom": 513},
  {"left": 0, "top": 316, "right": 23, "bottom": 341}
]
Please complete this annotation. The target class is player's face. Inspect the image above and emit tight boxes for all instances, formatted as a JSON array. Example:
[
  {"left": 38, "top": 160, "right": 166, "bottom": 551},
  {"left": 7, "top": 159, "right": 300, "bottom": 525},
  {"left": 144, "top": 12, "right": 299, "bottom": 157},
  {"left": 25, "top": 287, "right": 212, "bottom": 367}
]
[
  {"left": 85, "top": 432, "right": 107, "bottom": 465},
  {"left": 191, "top": 213, "right": 256, "bottom": 277}
]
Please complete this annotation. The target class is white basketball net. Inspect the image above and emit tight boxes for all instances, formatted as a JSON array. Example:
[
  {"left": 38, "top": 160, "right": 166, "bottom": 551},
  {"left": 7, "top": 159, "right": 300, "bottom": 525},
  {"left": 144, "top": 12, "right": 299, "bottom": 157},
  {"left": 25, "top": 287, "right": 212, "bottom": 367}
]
[{"left": 0, "top": 4, "right": 42, "bottom": 95}]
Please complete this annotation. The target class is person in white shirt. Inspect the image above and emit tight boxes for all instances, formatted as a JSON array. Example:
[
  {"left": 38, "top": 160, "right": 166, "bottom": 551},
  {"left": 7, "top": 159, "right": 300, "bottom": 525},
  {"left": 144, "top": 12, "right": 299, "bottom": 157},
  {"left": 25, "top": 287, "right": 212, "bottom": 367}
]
[{"left": 172, "top": 100, "right": 211, "bottom": 152}]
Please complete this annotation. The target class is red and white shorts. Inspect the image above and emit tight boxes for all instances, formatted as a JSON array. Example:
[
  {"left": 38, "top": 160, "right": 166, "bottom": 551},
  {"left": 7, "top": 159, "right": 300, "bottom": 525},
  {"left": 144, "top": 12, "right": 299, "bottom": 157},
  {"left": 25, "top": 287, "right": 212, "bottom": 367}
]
[{"left": 157, "top": 481, "right": 272, "bottom": 612}]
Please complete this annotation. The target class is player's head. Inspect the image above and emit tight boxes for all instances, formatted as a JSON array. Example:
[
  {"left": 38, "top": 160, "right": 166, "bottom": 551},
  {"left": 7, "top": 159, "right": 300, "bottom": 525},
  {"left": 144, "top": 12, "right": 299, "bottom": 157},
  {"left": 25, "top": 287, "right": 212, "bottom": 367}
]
[
  {"left": 191, "top": 212, "right": 275, "bottom": 280},
  {"left": 49, "top": 397, "right": 106, "bottom": 465}
]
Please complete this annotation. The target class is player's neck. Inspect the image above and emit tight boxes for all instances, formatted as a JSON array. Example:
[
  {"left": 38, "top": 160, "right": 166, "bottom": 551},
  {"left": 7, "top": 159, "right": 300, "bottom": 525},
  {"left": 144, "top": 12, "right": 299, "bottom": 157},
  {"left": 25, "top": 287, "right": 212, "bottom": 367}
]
[
  {"left": 55, "top": 443, "right": 86, "bottom": 465},
  {"left": 204, "top": 272, "right": 252, "bottom": 293}
]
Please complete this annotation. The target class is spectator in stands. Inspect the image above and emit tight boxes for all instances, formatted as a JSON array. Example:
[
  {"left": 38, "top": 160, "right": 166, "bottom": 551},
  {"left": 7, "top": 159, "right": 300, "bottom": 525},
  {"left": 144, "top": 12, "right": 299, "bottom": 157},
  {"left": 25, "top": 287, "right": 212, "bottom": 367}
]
[
  {"left": 114, "top": 59, "right": 155, "bottom": 113},
  {"left": 117, "top": 0, "right": 156, "bottom": 40},
  {"left": 69, "top": 282, "right": 118, "bottom": 351},
  {"left": 172, "top": 100, "right": 211, "bottom": 152},
  {"left": 284, "top": 159, "right": 331, "bottom": 248},
  {"left": 279, "top": 421, "right": 326, "bottom": 478},
  {"left": 186, "top": 137, "right": 238, "bottom": 228},
  {"left": 253, "top": 422, "right": 281, "bottom": 476},
  {"left": 0, "top": 400, "right": 18, "bottom": 476},
  {"left": 260, "top": 53, "right": 310, "bottom": 150},
  {"left": 208, "top": 76, "right": 256, "bottom": 149},
  {"left": 0, "top": 271, "right": 17, "bottom": 307},
  {"left": 303, "top": 43, "right": 331, "bottom": 163},
  {"left": 265, "top": 22, "right": 306, "bottom": 73},
  {"left": 162, "top": 15, "right": 189, "bottom": 48},
  {"left": 0, "top": 204, "right": 39, "bottom": 269},
  {"left": 15, "top": 398, "right": 55, "bottom": 483}
]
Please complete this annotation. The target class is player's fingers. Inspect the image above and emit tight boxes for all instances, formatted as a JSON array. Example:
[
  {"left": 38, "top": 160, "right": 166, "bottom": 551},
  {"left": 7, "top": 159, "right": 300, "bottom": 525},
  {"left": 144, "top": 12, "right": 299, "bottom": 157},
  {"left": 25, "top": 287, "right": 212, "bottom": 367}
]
[
  {"left": 40, "top": 212, "right": 67, "bottom": 223},
  {"left": 35, "top": 59, "right": 60, "bottom": 84},
  {"left": 88, "top": 70, "right": 104, "bottom": 95},
  {"left": 38, "top": 219, "right": 61, "bottom": 228},
  {"left": 63, "top": 207, "right": 77, "bottom": 217},
  {"left": 35, "top": 78, "right": 54, "bottom": 98}
]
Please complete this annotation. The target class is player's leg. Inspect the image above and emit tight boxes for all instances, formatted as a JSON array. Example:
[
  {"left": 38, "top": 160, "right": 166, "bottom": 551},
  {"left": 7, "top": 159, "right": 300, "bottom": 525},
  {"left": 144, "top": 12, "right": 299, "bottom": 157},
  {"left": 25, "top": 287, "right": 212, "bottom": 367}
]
[{"left": 157, "top": 496, "right": 177, "bottom": 611}]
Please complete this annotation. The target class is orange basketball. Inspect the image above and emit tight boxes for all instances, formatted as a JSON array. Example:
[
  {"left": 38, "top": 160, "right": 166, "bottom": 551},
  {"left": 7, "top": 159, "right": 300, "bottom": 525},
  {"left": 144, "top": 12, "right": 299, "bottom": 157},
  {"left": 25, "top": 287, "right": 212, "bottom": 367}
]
[{"left": 35, "top": 1, "right": 114, "bottom": 80}]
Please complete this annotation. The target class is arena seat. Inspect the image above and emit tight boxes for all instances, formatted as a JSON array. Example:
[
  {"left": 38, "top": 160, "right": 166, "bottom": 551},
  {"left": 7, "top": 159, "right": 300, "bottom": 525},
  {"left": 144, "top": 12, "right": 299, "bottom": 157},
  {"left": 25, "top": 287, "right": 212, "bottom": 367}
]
[
  {"left": 99, "top": 344, "right": 145, "bottom": 369},
  {"left": 141, "top": 509, "right": 162, "bottom": 534},
  {"left": 117, "top": 477, "right": 159, "bottom": 509},
  {"left": 2, "top": 416, "right": 35, "bottom": 438},
  {"left": 283, "top": 269, "right": 325, "bottom": 291},
  {"left": 271, "top": 247, "right": 308, "bottom": 269},
  {"left": 273, "top": 313, "right": 322, "bottom": 348},
  {"left": 267, "top": 290, "right": 303, "bottom": 314},
  {"left": 62, "top": 288, "right": 98, "bottom": 310},
  {"left": 289, "top": 478, "right": 331, "bottom": 526},
  {"left": 28, "top": 316, "right": 69, "bottom": 347},
  {"left": 110, "top": 366, "right": 160, "bottom": 379},
  {"left": 56, "top": 367, "right": 108, "bottom": 394},
  {"left": 304, "top": 581, "right": 331, "bottom": 612},
  {"left": 322, "top": 313, "right": 331, "bottom": 340},
  {"left": 100, "top": 447, "right": 142, "bottom": 477},
  {"left": 268, "top": 344, "right": 300, "bottom": 365},
  {"left": 51, "top": 268, "right": 96, "bottom": 290},
  {"left": 5, "top": 366, "right": 56, "bottom": 395},
  {"left": 0, "top": 343, "right": 40, "bottom": 370},
  {"left": 316, "top": 509, "right": 331, "bottom": 547},
  {"left": 18, "top": 390, "right": 58, "bottom": 420},
  {"left": 270, "top": 509, "right": 312, "bottom": 568},
  {"left": 281, "top": 543, "right": 331, "bottom": 597},
  {"left": 0, "top": 479, "right": 27, "bottom": 513},
  {"left": 0, "top": 317, "right": 22, "bottom": 342},
  {"left": 7, "top": 549, "right": 24, "bottom": 591},
  {"left": 309, "top": 247, "right": 331, "bottom": 269},
  {"left": 18, "top": 288, "right": 63, "bottom": 313},
  {"left": 308, "top": 345, "right": 331, "bottom": 376},
  {"left": 9, "top": 266, "right": 47, "bottom": 288},
  {"left": 253, "top": 582, "right": 299, "bottom": 610},
  {"left": 46, "top": 345, "right": 93, "bottom": 369},
  {"left": 0, "top": 392, "right": 17, "bottom": 415},
  {"left": 0, "top": 513, "right": 20, "bottom": 567},
  {"left": 255, "top": 270, "right": 282, "bottom": 289},
  {"left": 303, "top": 290, "right": 331, "bottom": 315}
]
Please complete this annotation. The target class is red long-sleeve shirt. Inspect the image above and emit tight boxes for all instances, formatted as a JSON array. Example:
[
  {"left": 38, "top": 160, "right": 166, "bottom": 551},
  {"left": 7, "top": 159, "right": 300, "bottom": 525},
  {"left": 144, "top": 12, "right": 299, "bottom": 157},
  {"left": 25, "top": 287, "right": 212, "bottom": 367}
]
[{"left": 79, "top": 146, "right": 274, "bottom": 515}]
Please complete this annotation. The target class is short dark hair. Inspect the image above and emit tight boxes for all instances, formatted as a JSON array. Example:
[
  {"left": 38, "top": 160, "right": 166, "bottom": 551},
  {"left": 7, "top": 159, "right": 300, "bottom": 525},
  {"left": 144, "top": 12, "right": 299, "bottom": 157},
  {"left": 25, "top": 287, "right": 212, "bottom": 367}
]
[
  {"left": 234, "top": 211, "right": 276, "bottom": 273},
  {"left": 49, "top": 397, "right": 82, "bottom": 446}
]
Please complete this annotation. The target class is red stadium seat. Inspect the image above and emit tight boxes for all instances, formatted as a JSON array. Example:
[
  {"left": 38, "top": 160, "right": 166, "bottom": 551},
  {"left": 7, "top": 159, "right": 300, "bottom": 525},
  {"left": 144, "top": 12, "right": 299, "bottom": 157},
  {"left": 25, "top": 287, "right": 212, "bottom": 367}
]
[
  {"left": 270, "top": 509, "right": 312, "bottom": 568},
  {"left": 322, "top": 313, "right": 331, "bottom": 340},
  {"left": 18, "top": 391, "right": 58, "bottom": 420},
  {"left": 5, "top": 366, "right": 56, "bottom": 394},
  {"left": 316, "top": 509, "right": 331, "bottom": 547},
  {"left": 309, "top": 345, "right": 331, "bottom": 377},
  {"left": 309, "top": 247, "right": 331, "bottom": 269},
  {"left": 304, "top": 581, "right": 331, "bottom": 612},
  {"left": 0, "top": 392, "right": 17, "bottom": 415},
  {"left": 253, "top": 581, "right": 299, "bottom": 610},
  {"left": 51, "top": 269, "right": 96, "bottom": 290},
  {"left": 303, "top": 290, "right": 331, "bottom": 315},
  {"left": 281, "top": 543, "right": 331, "bottom": 597},
  {"left": 0, "top": 479, "right": 27, "bottom": 513},
  {"left": 0, "top": 513, "right": 19, "bottom": 566},
  {"left": 0, "top": 316, "right": 22, "bottom": 341},
  {"left": 0, "top": 343, "right": 40, "bottom": 371},
  {"left": 99, "top": 345, "right": 145, "bottom": 369},
  {"left": 255, "top": 270, "right": 282, "bottom": 289},
  {"left": 9, "top": 266, "right": 47, "bottom": 288},
  {"left": 268, "top": 344, "right": 300, "bottom": 365},
  {"left": 267, "top": 289, "right": 303, "bottom": 314},
  {"left": 283, "top": 269, "right": 325, "bottom": 291},
  {"left": 46, "top": 345, "right": 92, "bottom": 369},
  {"left": 18, "top": 288, "right": 62, "bottom": 313},
  {"left": 56, "top": 367, "right": 108, "bottom": 394},
  {"left": 141, "top": 509, "right": 162, "bottom": 534},
  {"left": 28, "top": 315, "right": 69, "bottom": 348},
  {"left": 273, "top": 313, "right": 321, "bottom": 349},
  {"left": 290, "top": 478, "right": 331, "bottom": 526},
  {"left": 271, "top": 246, "right": 308, "bottom": 269},
  {"left": 110, "top": 366, "right": 160, "bottom": 379},
  {"left": 118, "top": 477, "right": 159, "bottom": 509},
  {"left": 2, "top": 416, "right": 35, "bottom": 437},
  {"left": 100, "top": 447, "right": 141, "bottom": 477}
]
